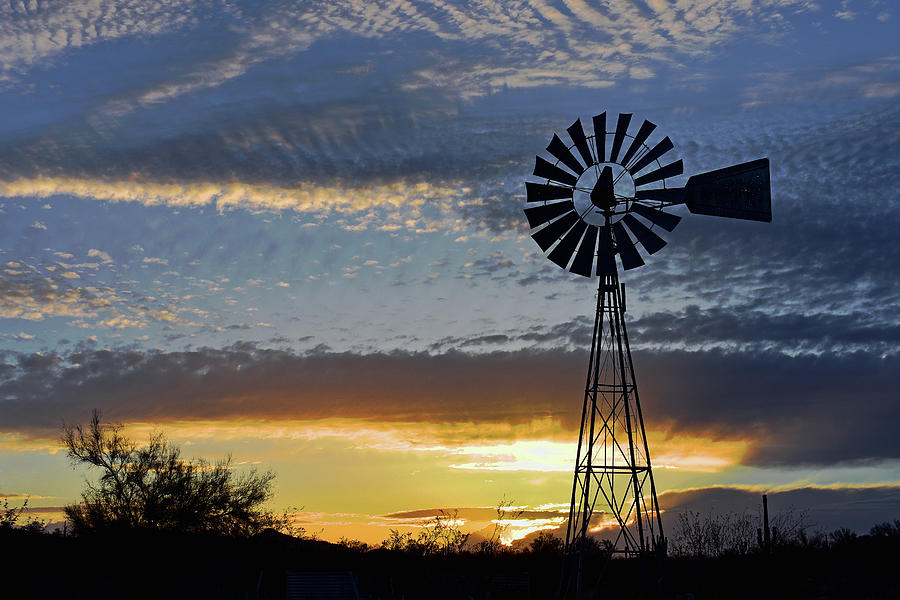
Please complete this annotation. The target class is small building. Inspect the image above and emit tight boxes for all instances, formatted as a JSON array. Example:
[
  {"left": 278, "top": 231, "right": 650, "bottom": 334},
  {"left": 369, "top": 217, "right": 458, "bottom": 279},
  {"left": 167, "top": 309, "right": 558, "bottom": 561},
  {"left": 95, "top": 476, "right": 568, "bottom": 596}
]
[{"left": 285, "top": 571, "right": 361, "bottom": 600}]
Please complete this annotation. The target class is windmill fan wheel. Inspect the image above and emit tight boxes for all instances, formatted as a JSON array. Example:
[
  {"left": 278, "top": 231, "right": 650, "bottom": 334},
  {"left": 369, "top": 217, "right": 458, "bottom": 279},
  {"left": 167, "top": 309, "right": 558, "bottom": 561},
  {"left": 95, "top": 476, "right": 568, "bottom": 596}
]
[{"left": 525, "top": 112, "right": 684, "bottom": 276}]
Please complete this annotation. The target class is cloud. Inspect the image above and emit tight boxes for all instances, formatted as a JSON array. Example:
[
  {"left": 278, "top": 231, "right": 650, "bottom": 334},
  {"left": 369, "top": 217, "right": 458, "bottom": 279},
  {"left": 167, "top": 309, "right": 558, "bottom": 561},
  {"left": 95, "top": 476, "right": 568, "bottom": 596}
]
[
  {"left": 0, "top": 177, "right": 463, "bottom": 232},
  {"left": 660, "top": 484, "right": 900, "bottom": 534},
  {"left": 22, "top": 0, "right": 816, "bottom": 112},
  {"left": 0, "top": 258, "right": 198, "bottom": 328},
  {"left": 0, "top": 345, "right": 583, "bottom": 436},
  {"left": 0, "top": 263, "right": 118, "bottom": 321},
  {"left": 0, "top": 0, "right": 866, "bottom": 197},
  {"left": 742, "top": 55, "right": 900, "bottom": 106},
  {"left": 0, "top": 0, "right": 209, "bottom": 82},
  {"left": 0, "top": 50, "right": 893, "bottom": 259},
  {"left": 0, "top": 344, "right": 896, "bottom": 467},
  {"left": 87, "top": 249, "right": 113, "bottom": 264},
  {"left": 628, "top": 306, "right": 900, "bottom": 354},
  {"left": 633, "top": 349, "right": 900, "bottom": 466}
]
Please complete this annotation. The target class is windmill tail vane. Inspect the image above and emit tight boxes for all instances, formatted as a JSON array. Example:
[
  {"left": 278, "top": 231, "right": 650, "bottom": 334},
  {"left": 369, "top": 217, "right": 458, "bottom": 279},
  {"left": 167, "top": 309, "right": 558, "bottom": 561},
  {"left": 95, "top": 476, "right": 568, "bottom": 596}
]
[{"left": 523, "top": 111, "right": 772, "bottom": 599}]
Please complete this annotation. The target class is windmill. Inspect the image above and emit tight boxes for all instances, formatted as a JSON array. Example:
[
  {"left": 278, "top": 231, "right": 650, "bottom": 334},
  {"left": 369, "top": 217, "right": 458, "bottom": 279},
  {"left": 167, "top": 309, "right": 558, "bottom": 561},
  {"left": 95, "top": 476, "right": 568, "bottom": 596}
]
[{"left": 524, "top": 111, "right": 771, "bottom": 598}]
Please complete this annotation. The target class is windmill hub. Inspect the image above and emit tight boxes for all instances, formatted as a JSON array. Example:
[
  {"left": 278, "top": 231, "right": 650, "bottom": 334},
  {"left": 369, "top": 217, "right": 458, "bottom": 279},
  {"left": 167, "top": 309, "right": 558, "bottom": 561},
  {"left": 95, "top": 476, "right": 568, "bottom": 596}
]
[{"left": 579, "top": 163, "right": 635, "bottom": 221}]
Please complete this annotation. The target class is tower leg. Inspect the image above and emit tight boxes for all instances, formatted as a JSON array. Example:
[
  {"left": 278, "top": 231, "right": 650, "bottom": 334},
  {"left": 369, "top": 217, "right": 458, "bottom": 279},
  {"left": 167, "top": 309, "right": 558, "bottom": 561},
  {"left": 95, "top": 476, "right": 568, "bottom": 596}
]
[{"left": 559, "top": 271, "right": 665, "bottom": 599}]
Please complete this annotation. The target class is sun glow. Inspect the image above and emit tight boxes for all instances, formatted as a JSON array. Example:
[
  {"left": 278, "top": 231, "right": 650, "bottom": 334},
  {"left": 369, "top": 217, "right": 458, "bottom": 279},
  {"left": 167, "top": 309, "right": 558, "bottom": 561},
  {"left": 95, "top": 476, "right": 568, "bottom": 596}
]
[
  {"left": 110, "top": 418, "right": 749, "bottom": 474},
  {"left": 10, "top": 417, "right": 749, "bottom": 475},
  {"left": 499, "top": 516, "right": 567, "bottom": 545}
]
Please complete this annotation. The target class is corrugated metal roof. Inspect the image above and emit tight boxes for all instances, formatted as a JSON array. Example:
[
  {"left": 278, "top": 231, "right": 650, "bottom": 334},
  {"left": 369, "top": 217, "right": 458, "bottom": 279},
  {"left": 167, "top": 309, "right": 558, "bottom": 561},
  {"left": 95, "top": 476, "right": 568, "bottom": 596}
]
[{"left": 285, "top": 571, "right": 360, "bottom": 600}]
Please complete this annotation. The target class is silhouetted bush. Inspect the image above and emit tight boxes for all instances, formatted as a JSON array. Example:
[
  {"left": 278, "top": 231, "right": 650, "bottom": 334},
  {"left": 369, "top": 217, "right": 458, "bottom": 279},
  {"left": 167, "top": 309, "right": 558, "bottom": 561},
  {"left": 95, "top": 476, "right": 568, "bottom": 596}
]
[
  {"left": 670, "top": 509, "right": 755, "bottom": 557},
  {"left": 670, "top": 506, "right": 809, "bottom": 557},
  {"left": 528, "top": 530, "right": 564, "bottom": 555},
  {"left": 1, "top": 496, "right": 28, "bottom": 530},
  {"left": 381, "top": 509, "right": 469, "bottom": 555},
  {"left": 869, "top": 519, "right": 900, "bottom": 538},
  {"left": 476, "top": 495, "right": 523, "bottom": 555},
  {"left": 828, "top": 527, "right": 857, "bottom": 546},
  {"left": 62, "top": 410, "right": 278, "bottom": 537},
  {"left": 1, "top": 496, "right": 45, "bottom": 533}
]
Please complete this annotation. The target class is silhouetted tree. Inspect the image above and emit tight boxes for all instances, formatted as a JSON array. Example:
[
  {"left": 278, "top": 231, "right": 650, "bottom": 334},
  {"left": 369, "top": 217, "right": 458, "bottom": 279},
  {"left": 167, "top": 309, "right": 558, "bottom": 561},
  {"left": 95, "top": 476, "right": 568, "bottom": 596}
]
[
  {"left": 768, "top": 505, "right": 810, "bottom": 546},
  {"left": 1, "top": 496, "right": 28, "bottom": 530},
  {"left": 381, "top": 509, "right": 469, "bottom": 555},
  {"left": 869, "top": 519, "right": 900, "bottom": 538},
  {"left": 478, "top": 495, "right": 523, "bottom": 554},
  {"left": 0, "top": 495, "right": 44, "bottom": 533},
  {"left": 528, "top": 530, "right": 564, "bottom": 555},
  {"left": 62, "top": 410, "right": 277, "bottom": 536}
]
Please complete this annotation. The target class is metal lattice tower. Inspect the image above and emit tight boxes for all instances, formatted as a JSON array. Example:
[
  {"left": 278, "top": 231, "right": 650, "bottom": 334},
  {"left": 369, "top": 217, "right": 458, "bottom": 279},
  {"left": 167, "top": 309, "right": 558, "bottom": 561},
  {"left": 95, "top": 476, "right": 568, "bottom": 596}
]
[
  {"left": 561, "top": 271, "right": 664, "bottom": 599},
  {"left": 522, "top": 110, "right": 771, "bottom": 599}
]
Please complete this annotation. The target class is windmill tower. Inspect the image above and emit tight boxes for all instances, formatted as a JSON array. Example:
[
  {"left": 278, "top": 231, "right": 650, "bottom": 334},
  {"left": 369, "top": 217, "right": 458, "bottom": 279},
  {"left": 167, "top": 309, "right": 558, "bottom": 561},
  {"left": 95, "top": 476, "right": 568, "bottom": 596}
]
[{"left": 524, "top": 112, "right": 772, "bottom": 598}]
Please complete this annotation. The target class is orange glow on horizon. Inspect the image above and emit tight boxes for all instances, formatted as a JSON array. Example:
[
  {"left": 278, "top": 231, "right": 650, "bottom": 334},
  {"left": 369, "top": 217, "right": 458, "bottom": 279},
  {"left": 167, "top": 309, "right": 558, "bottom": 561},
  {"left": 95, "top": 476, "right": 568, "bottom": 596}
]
[{"left": 6, "top": 416, "right": 750, "bottom": 474}]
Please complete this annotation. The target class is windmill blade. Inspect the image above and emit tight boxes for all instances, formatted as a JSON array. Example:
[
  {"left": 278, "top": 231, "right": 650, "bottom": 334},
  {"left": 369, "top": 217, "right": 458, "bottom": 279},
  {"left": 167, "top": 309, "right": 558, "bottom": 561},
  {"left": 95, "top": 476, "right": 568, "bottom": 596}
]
[
  {"left": 567, "top": 118, "right": 595, "bottom": 168},
  {"left": 612, "top": 222, "right": 644, "bottom": 270},
  {"left": 620, "top": 119, "right": 657, "bottom": 169},
  {"left": 570, "top": 225, "right": 598, "bottom": 277},
  {"left": 592, "top": 112, "right": 607, "bottom": 163},
  {"left": 548, "top": 220, "right": 588, "bottom": 269},
  {"left": 547, "top": 134, "right": 585, "bottom": 176},
  {"left": 634, "top": 187, "right": 686, "bottom": 203},
  {"left": 628, "top": 136, "right": 674, "bottom": 176},
  {"left": 524, "top": 200, "right": 575, "bottom": 229},
  {"left": 623, "top": 214, "right": 666, "bottom": 254},
  {"left": 527, "top": 182, "right": 574, "bottom": 203},
  {"left": 532, "top": 211, "right": 580, "bottom": 251},
  {"left": 630, "top": 203, "right": 682, "bottom": 232},
  {"left": 534, "top": 156, "right": 578, "bottom": 187},
  {"left": 685, "top": 158, "right": 772, "bottom": 222},
  {"left": 634, "top": 159, "right": 683, "bottom": 186},
  {"left": 596, "top": 225, "right": 616, "bottom": 275},
  {"left": 609, "top": 113, "right": 632, "bottom": 163}
]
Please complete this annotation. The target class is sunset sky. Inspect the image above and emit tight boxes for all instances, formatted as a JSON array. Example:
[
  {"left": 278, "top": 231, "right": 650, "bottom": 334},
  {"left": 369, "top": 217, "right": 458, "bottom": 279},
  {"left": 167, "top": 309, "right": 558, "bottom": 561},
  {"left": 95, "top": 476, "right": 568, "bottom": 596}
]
[{"left": 1, "top": 0, "right": 898, "bottom": 545}]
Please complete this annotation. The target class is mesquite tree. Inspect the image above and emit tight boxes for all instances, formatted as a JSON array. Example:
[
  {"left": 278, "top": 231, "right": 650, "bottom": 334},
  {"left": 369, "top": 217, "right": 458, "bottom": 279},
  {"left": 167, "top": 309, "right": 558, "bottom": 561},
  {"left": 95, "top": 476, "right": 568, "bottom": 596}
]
[{"left": 62, "top": 410, "right": 277, "bottom": 536}]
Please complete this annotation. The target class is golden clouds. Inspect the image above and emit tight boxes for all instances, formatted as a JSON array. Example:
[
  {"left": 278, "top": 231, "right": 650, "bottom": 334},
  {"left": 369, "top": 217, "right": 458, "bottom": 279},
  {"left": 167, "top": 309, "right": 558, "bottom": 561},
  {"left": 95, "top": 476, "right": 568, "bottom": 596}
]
[
  {"left": 0, "top": 270, "right": 120, "bottom": 321},
  {"left": 649, "top": 432, "right": 749, "bottom": 473},
  {"left": 4, "top": 413, "right": 747, "bottom": 476},
  {"left": 0, "top": 177, "right": 463, "bottom": 232},
  {"left": 0, "top": 263, "right": 195, "bottom": 329},
  {"left": 112, "top": 417, "right": 747, "bottom": 475}
]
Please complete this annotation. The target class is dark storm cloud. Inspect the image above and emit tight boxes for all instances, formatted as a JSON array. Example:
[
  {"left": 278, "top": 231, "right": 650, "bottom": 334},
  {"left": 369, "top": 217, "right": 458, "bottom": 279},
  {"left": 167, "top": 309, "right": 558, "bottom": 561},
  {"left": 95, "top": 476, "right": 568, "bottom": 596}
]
[
  {"left": 0, "top": 99, "right": 539, "bottom": 187},
  {"left": 1, "top": 344, "right": 898, "bottom": 467},
  {"left": 513, "top": 484, "right": 900, "bottom": 547},
  {"left": 0, "top": 345, "right": 580, "bottom": 436},
  {"left": 659, "top": 485, "right": 900, "bottom": 534},
  {"left": 634, "top": 349, "right": 899, "bottom": 466},
  {"left": 514, "top": 318, "right": 593, "bottom": 348},
  {"left": 630, "top": 306, "right": 900, "bottom": 353}
]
